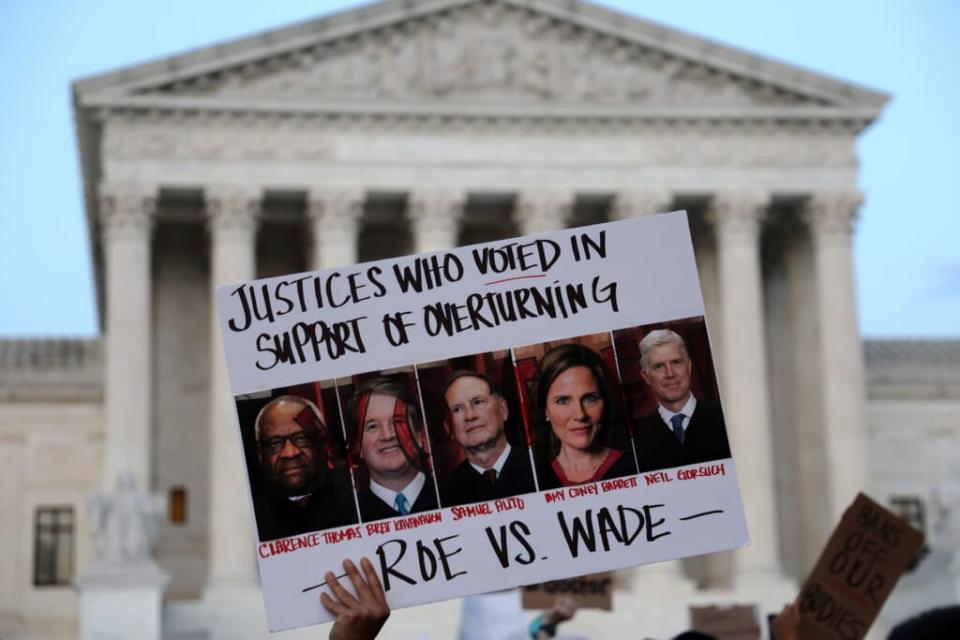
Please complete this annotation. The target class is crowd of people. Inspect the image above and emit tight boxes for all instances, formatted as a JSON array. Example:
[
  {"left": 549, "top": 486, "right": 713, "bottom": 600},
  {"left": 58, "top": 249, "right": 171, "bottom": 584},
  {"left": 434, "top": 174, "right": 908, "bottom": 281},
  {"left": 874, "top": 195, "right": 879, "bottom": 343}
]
[{"left": 318, "top": 563, "right": 959, "bottom": 640}]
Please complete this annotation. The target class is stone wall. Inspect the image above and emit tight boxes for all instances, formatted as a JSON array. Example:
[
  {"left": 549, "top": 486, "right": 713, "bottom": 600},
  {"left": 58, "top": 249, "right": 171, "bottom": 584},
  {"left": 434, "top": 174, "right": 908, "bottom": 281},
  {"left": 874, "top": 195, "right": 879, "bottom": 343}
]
[{"left": 0, "top": 339, "right": 104, "bottom": 637}]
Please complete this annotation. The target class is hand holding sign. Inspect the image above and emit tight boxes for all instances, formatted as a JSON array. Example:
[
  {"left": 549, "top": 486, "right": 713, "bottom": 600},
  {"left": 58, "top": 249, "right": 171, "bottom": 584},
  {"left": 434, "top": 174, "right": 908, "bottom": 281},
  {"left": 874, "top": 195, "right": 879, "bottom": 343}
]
[
  {"left": 770, "top": 603, "right": 800, "bottom": 640},
  {"left": 219, "top": 215, "right": 750, "bottom": 631},
  {"left": 321, "top": 557, "right": 390, "bottom": 640}
]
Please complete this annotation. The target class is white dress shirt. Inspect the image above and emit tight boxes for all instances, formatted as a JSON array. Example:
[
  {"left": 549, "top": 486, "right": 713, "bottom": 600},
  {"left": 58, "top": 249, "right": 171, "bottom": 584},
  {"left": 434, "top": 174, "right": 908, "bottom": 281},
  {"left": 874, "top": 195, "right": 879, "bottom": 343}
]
[
  {"left": 369, "top": 471, "right": 426, "bottom": 512},
  {"left": 468, "top": 442, "right": 512, "bottom": 478}
]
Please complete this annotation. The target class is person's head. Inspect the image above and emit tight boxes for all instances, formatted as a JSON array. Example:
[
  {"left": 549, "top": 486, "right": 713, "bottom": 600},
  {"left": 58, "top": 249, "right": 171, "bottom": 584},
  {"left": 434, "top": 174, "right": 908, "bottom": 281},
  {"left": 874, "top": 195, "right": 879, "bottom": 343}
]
[
  {"left": 639, "top": 329, "right": 693, "bottom": 411},
  {"left": 255, "top": 395, "right": 326, "bottom": 496},
  {"left": 443, "top": 371, "right": 509, "bottom": 459},
  {"left": 351, "top": 377, "right": 426, "bottom": 487},
  {"left": 535, "top": 343, "right": 616, "bottom": 457},
  {"left": 888, "top": 605, "right": 960, "bottom": 640}
]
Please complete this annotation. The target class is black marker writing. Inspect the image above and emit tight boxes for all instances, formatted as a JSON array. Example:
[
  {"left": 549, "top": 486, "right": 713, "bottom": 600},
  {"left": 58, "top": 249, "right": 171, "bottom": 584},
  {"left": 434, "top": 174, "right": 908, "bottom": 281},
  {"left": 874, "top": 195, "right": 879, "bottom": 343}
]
[
  {"left": 556, "top": 504, "right": 670, "bottom": 558},
  {"left": 569, "top": 231, "right": 606, "bottom": 262},
  {"left": 255, "top": 316, "right": 367, "bottom": 371},
  {"left": 422, "top": 276, "right": 618, "bottom": 337},
  {"left": 374, "top": 535, "right": 467, "bottom": 591},
  {"left": 471, "top": 239, "right": 561, "bottom": 275},
  {"left": 392, "top": 254, "right": 464, "bottom": 293},
  {"left": 484, "top": 521, "right": 536, "bottom": 568},
  {"left": 226, "top": 268, "right": 386, "bottom": 332},
  {"left": 382, "top": 311, "right": 415, "bottom": 346}
]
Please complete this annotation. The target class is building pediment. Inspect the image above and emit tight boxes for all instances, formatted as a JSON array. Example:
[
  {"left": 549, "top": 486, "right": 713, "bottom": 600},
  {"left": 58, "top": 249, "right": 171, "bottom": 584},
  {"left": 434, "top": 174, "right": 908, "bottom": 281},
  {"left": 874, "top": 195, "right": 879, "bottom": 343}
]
[
  {"left": 72, "top": 0, "right": 889, "bottom": 330},
  {"left": 76, "top": 0, "right": 886, "bottom": 117},
  {"left": 134, "top": 3, "right": 815, "bottom": 109}
]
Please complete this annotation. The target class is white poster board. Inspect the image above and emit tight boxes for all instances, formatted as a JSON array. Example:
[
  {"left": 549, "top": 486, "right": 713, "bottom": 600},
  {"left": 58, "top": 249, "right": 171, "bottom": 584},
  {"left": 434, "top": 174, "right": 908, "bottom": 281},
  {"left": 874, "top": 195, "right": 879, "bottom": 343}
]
[{"left": 216, "top": 212, "right": 749, "bottom": 631}]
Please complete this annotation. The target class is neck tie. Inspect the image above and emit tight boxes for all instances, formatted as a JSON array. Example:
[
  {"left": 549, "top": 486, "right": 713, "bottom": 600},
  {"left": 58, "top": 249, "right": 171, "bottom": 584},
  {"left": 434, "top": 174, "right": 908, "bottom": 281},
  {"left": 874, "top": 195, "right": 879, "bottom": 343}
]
[
  {"left": 394, "top": 493, "right": 410, "bottom": 515},
  {"left": 483, "top": 468, "right": 497, "bottom": 485},
  {"left": 670, "top": 413, "right": 686, "bottom": 445}
]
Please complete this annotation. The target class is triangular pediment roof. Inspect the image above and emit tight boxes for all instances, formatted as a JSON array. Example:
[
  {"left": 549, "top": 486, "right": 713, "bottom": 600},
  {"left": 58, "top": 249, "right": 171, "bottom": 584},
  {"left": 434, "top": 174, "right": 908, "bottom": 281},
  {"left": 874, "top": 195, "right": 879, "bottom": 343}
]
[
  {"left": 74, "top": 0, "right": 887, "bottom": 120},
  {"left": 73, "top": 0, "right": 890, "bottom": 331}
]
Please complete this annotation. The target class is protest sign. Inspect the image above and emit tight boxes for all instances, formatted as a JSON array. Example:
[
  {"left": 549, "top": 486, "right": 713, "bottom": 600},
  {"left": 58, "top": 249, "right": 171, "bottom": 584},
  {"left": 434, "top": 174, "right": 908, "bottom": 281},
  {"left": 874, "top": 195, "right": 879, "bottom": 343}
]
[
  {"left": 521, "top": 572, "right": 613, "bottom": 611},
  {"left": 796, "top": 493, "right": 924, "bottom": 640},
  {"left": 690, "top": 604, "right": 760, "bottom": 640},
  {"left": 216, "top": 213, "right": 749, "bottom": 631}
]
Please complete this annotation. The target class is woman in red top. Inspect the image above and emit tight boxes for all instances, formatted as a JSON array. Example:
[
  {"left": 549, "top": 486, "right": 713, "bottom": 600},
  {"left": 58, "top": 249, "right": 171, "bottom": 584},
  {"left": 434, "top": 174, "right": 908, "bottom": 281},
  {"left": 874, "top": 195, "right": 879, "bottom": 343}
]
[{"left": 533, "top": 344, "right": 637, "bottom": 489}]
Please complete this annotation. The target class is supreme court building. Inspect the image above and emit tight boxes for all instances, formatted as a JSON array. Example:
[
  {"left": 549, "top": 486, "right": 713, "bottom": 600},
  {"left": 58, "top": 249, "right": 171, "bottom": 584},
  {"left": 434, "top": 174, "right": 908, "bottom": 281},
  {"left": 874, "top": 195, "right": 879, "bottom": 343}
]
[{"left": 3, "top": 1, "right": 959, "bottom": 638}]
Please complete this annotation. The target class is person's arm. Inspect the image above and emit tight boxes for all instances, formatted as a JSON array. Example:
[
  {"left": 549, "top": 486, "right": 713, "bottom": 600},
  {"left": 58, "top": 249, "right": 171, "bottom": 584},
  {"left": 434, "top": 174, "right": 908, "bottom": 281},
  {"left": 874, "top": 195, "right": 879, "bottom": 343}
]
[
  {"left": 320, "top": 558, "right": 390, "bottom": 640},
  {"left": 771, "top": 602, "right": 800, "bottom": 640},
  {"left": 529, "top": 595, "right": 577, "bottom": 639}
]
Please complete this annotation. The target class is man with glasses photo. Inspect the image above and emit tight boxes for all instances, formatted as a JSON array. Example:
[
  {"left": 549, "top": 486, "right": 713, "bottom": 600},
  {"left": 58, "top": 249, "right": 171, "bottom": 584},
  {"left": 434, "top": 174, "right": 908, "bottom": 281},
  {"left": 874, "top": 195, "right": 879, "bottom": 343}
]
[
  {"left": 252, "top": 395, "right": 358, "bottom": 541},
  {"left": 440, "top": 371, "right": 537, "bottom": 507}
]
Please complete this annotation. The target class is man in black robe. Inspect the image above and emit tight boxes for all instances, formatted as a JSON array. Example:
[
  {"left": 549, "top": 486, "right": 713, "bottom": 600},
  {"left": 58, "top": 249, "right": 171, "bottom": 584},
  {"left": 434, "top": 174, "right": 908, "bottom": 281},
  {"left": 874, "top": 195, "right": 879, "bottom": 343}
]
[
  {"left": 440, "top": 371, "right": 536, "bottom": 507},
  {"left": 633, "top": 330, "right": 731, "bottom": 473},
  {"left": 252, "top": 395, "right": 357, "bottom": 541},
  {"left": 352, "top": 377, "right": 438, "bottom": 522}
]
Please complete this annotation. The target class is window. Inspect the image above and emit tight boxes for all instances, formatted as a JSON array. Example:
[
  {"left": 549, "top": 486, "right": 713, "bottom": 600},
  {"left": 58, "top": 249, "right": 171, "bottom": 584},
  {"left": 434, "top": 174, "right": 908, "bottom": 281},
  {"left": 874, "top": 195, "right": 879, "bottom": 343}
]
[
  {"left": 169, "top": 486, "right": 188, "bottom": 524},
  {"left": 33, "top": 506, "right": 74, "bottom": 586},
  {"left": 889, "top": 495, "right": 929, "bottom": 572}
]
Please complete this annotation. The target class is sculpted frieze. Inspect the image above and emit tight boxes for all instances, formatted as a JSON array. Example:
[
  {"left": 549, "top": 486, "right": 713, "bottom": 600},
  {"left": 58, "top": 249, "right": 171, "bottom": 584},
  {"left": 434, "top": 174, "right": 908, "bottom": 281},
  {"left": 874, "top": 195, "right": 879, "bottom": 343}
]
[
  {"left": 142, "top": 3, "right": 817, "bottom": 108},
  {"left": 102, "top": 120, "right": 334, "bottom": 164},
  {"left": 99, "top": 116, "right": 855, "bottom": 169}
]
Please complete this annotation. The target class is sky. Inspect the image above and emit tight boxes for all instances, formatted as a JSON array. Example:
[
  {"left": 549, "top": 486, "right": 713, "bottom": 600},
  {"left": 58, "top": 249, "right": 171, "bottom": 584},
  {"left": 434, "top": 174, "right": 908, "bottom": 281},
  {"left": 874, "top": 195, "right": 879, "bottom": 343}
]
[{"left": 0, "top": 1, "right": 957, "bottom": 338}]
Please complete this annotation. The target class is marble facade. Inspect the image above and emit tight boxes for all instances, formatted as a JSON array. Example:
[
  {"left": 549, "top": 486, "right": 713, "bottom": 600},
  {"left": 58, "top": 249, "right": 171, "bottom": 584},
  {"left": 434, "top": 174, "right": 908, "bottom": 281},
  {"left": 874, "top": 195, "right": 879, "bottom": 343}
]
[{"left": 2, "top": 1, "right": 956, "bottom": 638}]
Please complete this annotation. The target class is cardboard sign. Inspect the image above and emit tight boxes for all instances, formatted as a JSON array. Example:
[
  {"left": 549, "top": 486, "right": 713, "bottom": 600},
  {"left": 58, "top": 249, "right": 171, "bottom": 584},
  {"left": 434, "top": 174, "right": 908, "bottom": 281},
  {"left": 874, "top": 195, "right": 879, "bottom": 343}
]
[
  {"left": 690, "top": 605, "right": 760, "bottom": 640},
  {"left": 216, "top": 213, "right": 749, "bottom": 631},
  {"left": 796, "top": 493, "right": 924, "bottom": 640},
  {"left": 521, "top": 572, "right": 613, "bottom": 611}
]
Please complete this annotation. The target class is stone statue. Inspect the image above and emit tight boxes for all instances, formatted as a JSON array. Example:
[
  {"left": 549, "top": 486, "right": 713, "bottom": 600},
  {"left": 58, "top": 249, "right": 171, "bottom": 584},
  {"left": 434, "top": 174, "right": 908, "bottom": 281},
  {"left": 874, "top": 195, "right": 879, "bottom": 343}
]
[
  {"left": 89, "top": 471, "right": 163, "bottom": 565},
  {"left": 78, "top": 472, "right": 170, "bottom": 640}
]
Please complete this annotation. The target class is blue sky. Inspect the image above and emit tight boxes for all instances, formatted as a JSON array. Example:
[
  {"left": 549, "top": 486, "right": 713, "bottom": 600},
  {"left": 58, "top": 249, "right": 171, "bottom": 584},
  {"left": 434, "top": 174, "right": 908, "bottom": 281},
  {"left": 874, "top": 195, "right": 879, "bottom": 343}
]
[{"left": 1, "top": 1, "right": 957, "bottom": 337}]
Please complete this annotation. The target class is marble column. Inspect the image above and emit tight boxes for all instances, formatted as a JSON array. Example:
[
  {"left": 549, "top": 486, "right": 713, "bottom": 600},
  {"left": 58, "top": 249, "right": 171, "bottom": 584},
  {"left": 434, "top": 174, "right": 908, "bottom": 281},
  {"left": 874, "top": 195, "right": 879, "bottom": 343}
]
[
  {"left": 610, "top": 190, "right": 672, "bottom": 220},
  {"left": 514, "top": 190, "right": 574, "bottom": 235},
  {"left": 784, "top": 230, "right": 829, "bottom": 570},
  {"left": 204, "top": 186, "right": 260, "bottom": 590},
  {"left": 306, "top": 188, "right": 364, "bottom": 270},
  {"left": 804, "top": 192, "right": 869, "bottom": 525},
  {"left": 98, "top": 183, "right": 156, "bottom": 491},
  {"left": 709, "top": 191, "right": 786, "bottom": 586},
  {"left": 408, "top": 190, "right": 466, "bottom": 253},
  {"left": 610, "top": 185, "right": 690, "bottom": 592}
]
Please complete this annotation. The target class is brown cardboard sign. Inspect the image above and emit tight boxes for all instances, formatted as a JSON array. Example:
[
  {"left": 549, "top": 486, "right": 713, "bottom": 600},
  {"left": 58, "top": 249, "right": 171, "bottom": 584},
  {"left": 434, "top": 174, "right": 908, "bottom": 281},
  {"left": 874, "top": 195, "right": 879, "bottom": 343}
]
[
  {"left": 797, "top": 493, "right": 924, "bottom": 640},
  {"left": 690, "top": 604, "right": 760, "bottom": 640},
  {"left": 521, "top": 572, "right": 613, "bottom": 611}
]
